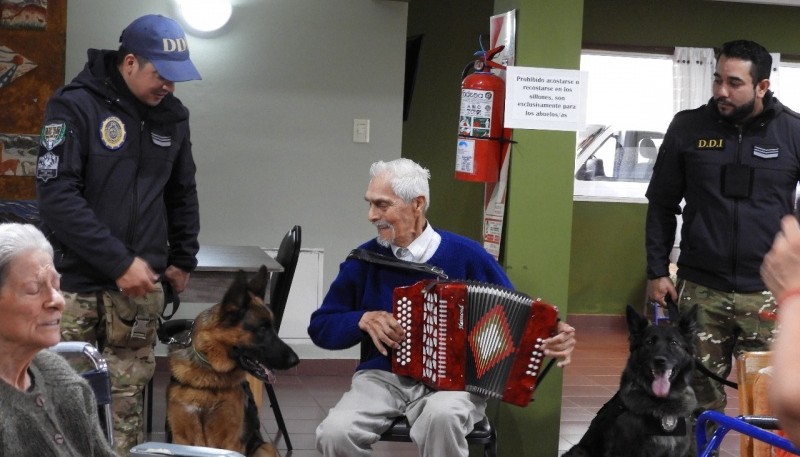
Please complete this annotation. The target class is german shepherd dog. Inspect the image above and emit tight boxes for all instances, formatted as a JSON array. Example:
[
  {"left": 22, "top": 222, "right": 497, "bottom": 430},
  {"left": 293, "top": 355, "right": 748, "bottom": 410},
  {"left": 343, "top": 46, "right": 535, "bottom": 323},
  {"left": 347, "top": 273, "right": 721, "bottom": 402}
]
[
  {"left": 564, "top": 303, "right": 698, "bottom": 457},
  {"left": 166, "top": 266, "right": 300, "bottom": 457}
]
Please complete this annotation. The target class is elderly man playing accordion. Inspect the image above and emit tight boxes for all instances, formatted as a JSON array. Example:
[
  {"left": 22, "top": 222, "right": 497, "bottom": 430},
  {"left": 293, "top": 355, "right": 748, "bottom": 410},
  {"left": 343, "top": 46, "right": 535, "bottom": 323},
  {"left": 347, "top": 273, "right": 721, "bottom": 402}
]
[{"left": 308, "top": 158, "right": 576, "bottom": 457}]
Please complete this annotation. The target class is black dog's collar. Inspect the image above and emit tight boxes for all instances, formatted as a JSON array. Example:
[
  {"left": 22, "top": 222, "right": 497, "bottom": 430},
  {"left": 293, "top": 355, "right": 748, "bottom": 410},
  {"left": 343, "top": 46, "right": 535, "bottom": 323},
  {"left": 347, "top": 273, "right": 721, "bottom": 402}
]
[
  {"left": 654, "top": 415, "right": 687, "bottom": 436},
  {"left": 607, "top": 393, "right": 688, "bottom": 436}
]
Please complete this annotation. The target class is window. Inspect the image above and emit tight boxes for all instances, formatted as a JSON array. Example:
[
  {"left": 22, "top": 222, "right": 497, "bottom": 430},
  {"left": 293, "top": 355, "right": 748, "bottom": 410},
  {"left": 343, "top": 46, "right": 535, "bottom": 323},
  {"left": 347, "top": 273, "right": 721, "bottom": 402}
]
[
  {"left": 776, "top": 62, "right": 800, "bottom": 110},
  {"left": 575, "top": 51, "right": 800, "bottom": 203},
  {"left": 580, "top": 52, "right": 674, "bottom": 132},
  {"left": 575, "top": 52, "right": 673, "bottom": 202}
]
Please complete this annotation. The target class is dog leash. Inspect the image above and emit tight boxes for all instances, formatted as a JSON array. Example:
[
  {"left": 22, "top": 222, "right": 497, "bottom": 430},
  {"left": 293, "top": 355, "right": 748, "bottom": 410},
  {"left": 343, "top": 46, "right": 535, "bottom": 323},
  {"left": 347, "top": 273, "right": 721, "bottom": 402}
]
[
  {"left": 663, "top": 297, "right": 738, "bottom": 390},
  {"left": 160, "top": 280, "right": 180, "bottom": 320},
  {"left": 695, "top": 362, "right": 738, "bottom": 389}
]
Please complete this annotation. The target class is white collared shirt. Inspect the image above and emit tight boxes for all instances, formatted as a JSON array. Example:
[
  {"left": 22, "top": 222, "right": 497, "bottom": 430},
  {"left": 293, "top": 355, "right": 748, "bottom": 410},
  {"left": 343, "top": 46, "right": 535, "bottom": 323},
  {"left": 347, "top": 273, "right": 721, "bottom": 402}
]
[{"left": 392, "top": 222, "right": 441, "bottom": 263}]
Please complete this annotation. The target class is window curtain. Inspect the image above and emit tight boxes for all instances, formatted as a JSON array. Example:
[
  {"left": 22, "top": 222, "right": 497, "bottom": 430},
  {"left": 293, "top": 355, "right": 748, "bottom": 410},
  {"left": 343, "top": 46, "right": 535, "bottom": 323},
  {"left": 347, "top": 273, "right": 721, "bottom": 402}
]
[{"left": 673, "top": 47, "right": 716, "bottom": 113}]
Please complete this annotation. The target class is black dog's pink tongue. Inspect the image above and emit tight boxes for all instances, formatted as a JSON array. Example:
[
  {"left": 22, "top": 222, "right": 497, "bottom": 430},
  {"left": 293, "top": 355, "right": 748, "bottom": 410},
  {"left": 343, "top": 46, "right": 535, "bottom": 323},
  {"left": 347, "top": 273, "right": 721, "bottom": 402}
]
[{"left": 652, "top": 372, "right": 671, "bottom": 397}]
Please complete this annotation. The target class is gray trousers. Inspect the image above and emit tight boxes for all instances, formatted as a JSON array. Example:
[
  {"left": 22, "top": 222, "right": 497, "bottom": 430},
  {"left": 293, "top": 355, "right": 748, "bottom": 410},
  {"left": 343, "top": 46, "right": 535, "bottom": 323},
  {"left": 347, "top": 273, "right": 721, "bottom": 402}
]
[{"left": 316, "top": 370, "right": 487, "bottom": 457}]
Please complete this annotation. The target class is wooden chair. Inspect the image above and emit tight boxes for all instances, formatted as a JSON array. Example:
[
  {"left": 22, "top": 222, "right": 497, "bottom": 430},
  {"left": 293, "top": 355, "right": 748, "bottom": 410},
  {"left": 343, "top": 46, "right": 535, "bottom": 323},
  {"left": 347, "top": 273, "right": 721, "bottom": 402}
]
[
  {"left": 737, "top": 351, "right": 773, "bottom": 457},
  {"left": 751, "top": 365, "right": 781, "bottom": 457}
]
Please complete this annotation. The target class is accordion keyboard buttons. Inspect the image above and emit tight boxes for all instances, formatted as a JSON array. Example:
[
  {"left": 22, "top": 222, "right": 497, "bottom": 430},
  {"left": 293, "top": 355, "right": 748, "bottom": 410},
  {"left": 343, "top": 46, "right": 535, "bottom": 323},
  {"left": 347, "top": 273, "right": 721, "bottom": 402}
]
[
  {"left": 396, "top": 297, "right": 413, "bottom": 366},
  {"left": 526, "top": 338, "right": 545, "bottom": 376}
]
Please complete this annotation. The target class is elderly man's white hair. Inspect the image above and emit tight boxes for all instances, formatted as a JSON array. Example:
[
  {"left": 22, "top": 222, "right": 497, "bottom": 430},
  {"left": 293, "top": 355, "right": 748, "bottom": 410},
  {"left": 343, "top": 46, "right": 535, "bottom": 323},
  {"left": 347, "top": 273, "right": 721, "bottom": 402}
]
[
  {"left": 369, "top": 158, "right": 431, "bottom": 211},
  {"left": 0, "top": 223, "right": 53, "bottom": 286}
]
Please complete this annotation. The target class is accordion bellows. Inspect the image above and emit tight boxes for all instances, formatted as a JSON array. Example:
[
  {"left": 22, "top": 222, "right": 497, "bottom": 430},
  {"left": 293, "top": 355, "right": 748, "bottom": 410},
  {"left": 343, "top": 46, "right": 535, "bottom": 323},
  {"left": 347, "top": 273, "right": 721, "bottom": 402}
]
[{"left": 392, "top": 280, "right": 559, "bottom": 407}]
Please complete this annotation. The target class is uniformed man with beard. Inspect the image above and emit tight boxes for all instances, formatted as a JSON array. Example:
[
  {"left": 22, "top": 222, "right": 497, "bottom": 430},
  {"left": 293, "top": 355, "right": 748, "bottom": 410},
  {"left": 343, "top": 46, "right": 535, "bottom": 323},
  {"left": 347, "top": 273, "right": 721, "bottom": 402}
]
[{"left": 645, "top": 39, "right": 800, "bottom": 448}]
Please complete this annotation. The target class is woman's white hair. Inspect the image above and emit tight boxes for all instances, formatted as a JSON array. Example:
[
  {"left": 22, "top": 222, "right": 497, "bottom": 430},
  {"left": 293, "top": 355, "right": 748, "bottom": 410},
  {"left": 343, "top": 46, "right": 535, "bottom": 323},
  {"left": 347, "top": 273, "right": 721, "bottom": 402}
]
[
  {"left": 0, "top": 223, "right": 53, "bottom": 287},
  {"left": 369, "top": 158, "right": 431, "bottom": 211}
]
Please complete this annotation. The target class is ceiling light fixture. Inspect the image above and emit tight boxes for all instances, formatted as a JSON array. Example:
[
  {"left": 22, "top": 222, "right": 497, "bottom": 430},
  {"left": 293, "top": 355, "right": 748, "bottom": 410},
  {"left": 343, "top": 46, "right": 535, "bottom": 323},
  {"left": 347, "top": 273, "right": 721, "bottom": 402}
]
[{"left": 177, "top": 0, "right": 233, "bottom": 34}]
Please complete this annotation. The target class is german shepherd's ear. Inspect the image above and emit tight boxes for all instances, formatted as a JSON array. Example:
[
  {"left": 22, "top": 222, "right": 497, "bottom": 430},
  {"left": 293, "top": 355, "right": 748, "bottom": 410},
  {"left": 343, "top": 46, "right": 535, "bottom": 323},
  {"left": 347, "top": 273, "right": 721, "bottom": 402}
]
[
  {"left": 219, "top": 270, "right": 250, "bottom": 326},
  {"left": 625, "top": 305, "right": 649, "bottom": 343},
  {"left": 247, "top": 265, "right": 269, "bottom": 300}
]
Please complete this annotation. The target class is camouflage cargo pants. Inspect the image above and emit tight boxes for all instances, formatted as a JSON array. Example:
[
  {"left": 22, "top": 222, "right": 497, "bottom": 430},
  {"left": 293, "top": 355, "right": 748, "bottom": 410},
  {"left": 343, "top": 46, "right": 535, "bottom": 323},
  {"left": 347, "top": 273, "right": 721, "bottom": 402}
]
[
  {"left": 677, "top": 279, "right": 777, "bottom": 412},
  {"left": 676, "top": 280, "right": 777, "bottom": 457},
  {"left": 60, "top": 285, "right": 164, "bottom": 456}
]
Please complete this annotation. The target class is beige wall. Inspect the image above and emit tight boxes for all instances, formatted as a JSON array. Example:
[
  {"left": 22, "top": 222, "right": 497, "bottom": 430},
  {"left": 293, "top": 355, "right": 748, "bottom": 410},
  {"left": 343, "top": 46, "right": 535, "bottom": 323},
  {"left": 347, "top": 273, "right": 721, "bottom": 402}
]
[{"left": 65, "top": 0, "right": 409, "bottom": 300}]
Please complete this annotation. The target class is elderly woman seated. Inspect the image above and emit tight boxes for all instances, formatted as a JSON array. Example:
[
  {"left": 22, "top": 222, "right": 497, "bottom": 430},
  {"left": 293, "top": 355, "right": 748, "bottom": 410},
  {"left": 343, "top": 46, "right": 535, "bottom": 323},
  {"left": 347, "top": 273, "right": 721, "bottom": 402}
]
[{"left": 0, "top": 223, "right": 115, "bottom": 456}]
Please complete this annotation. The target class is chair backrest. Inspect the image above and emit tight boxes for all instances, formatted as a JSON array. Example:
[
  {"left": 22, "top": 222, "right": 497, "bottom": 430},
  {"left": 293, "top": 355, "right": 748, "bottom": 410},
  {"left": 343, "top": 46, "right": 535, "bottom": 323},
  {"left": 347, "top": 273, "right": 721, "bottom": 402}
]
[
  {"left": 737, "top": 351, "right": 773, "bottom": 457},
  {"left": 637, "top": 137, "right": 658, "bottom": 160},
  {"left": 268, "top": 225, "right": 301, "bottom": 332},
  {"left": 51, "top": 342, "right": 114, "bottom": 444},
  {"left": 615, "top": 144, "right": 638, "bottom": 180}
]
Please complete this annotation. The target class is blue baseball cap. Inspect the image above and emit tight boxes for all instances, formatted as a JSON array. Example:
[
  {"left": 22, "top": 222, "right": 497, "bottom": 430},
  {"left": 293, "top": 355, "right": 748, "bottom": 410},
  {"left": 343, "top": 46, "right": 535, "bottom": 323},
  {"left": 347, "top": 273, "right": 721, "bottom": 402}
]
[{"left": 119, "top": 14, "right": 201, "bottom": 82}]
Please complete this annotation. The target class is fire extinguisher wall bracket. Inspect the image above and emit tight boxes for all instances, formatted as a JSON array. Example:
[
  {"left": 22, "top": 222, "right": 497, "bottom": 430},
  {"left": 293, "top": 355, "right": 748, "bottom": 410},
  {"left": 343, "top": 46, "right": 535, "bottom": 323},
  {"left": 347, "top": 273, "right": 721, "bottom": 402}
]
[{"left": 455, "top": 48, "right": 507, "bottom": 183}]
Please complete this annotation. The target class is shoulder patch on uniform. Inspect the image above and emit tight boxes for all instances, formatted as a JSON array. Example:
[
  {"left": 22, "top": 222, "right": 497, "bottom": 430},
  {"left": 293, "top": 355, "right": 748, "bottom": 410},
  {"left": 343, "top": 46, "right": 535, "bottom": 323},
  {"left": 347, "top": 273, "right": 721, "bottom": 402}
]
[
  {"left": 36, "top": 152, "right": 59, "bottom": 182},
  {"left": 41, "top": 121, "right": 67, "bottom": 151},
  {"left": 753, "top": 144, "right": 779, "bottom": 159},
  {"left": 151, "top": 132, "right": 171, "bottom": 147},
  {"left": 99, "top": 116, "right": 127, "bottom": 150}
]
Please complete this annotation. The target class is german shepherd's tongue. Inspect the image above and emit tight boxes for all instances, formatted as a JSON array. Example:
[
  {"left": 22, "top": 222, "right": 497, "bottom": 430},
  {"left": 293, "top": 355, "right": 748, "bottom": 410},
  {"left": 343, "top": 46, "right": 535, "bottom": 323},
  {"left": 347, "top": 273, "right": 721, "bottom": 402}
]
[
  {"left": 240, "top": 357, "right": 276, "bottom": 384},
  {"left": 652, "top": 369, "right": 672, "bottom": 397}
]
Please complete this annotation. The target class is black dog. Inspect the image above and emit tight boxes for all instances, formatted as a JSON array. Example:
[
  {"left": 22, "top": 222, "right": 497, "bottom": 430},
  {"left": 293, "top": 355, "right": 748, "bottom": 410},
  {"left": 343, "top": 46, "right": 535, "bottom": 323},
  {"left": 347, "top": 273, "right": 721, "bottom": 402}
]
[{"left": 564, "top": 304, "right": 698, "bottom": 457}]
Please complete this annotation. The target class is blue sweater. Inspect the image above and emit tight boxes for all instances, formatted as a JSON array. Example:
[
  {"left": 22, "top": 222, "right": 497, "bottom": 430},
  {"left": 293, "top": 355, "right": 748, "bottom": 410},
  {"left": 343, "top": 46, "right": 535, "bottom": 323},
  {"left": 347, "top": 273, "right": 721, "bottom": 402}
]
[{"left": 308, "top": 230, "right": 512, "bottom": 372}]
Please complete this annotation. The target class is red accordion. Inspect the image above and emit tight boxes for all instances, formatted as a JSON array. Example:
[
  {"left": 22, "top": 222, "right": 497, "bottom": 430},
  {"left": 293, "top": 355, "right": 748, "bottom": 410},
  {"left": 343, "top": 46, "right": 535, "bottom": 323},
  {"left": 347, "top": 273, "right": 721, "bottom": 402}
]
[{"left": 392, "top": 280, "right": 559, "bottom": 407}]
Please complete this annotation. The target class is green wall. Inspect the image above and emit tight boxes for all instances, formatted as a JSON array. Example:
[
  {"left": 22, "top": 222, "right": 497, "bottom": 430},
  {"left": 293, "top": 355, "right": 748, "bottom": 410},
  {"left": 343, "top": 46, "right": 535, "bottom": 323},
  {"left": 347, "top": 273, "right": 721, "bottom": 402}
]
[
  {"left": 498, "top": 3, "right": 583, "bottom": 456},
  {"left": 403, "top": 0, "right": 494, "bottom": 242},
  {"left": 569, "top": 201, "right": 647, "bottom": 313},
  {"left": 570, "top": 0, "right": 800, "bottom": 315},
  {"left": 405, "top": 0, "right": 800, "bottom": 323},
  {"left": 583, "top": 0, "right": 800, "bottom": 53},
  {"left": 401, "top": 1, "right": 800, "bottom": 454},
  {"left": 404, "top": 2, "right": 581, "bottom": 455}
]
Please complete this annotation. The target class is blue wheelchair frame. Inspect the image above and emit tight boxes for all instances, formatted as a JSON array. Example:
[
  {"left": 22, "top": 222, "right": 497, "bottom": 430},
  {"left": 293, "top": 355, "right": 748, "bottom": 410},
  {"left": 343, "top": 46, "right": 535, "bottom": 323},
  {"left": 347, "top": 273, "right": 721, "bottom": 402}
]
[{"left": 696, "top": 410, "right": 800, "bottom": 457}]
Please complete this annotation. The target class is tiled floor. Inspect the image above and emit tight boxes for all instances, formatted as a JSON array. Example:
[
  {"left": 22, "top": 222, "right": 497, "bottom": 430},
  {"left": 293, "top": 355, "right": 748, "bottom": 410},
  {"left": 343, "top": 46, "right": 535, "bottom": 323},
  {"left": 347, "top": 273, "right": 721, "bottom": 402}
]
[{"left": 145, "top": 314, "right": 742, "bottom": 456}]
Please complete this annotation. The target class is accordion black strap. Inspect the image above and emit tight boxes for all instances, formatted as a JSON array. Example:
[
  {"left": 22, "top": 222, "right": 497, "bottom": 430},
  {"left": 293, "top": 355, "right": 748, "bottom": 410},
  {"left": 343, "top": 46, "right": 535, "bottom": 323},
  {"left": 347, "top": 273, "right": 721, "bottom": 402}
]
[
  {"left": 347, "top": 248, "right": 449, "bottom": 280},
  {"left": 536, "top": 358, "right": 556, "bottom": 389}
]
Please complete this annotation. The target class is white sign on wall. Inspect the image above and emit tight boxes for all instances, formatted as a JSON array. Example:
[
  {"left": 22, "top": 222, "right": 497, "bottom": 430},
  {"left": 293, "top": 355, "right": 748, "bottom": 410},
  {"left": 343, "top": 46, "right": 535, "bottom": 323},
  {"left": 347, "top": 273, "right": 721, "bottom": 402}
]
[{"left": 504, "top": 66, "right": 588, "bottom": 132}]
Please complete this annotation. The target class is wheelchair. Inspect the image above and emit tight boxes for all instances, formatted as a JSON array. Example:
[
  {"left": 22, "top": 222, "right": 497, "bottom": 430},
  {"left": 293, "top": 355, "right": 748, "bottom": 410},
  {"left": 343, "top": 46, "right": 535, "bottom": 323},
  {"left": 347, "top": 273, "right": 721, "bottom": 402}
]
[
  {"left": 696, "top": 410, "right": 800, "bottom": 457},
  {"left": 51, "top": 341, "right": 246, "bottom": 457}
]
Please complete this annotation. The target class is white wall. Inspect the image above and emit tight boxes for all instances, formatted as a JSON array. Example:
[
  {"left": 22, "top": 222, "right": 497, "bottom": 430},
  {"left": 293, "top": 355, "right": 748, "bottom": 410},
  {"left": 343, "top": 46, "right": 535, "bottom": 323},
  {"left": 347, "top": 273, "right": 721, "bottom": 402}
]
[{"left": 65, "top": 0, "right": 408, "bottom": 357}]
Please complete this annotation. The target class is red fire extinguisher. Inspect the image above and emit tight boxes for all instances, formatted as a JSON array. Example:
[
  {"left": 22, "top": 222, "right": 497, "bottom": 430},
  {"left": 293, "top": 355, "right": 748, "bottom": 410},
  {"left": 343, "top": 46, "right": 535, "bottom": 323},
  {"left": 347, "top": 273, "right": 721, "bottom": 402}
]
[{"left": 455, "top": 45, "right": 507, "bottom": 182}]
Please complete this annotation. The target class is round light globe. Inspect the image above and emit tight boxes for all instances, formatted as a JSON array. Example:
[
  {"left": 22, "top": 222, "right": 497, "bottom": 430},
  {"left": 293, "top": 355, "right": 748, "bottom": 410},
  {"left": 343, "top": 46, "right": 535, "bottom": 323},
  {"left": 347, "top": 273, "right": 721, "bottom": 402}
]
[{"left": 178, "top": 0, "right": 232, "bottom": 33}]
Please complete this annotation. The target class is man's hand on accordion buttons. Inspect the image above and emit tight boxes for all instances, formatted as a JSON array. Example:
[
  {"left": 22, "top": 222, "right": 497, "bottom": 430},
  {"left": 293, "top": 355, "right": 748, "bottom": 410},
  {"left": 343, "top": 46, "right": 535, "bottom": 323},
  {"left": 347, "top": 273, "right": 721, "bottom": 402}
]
[
  {"left": 359, "top": 310, "right": 405, "bottom": 356},
  {"left": 542, "top": 321, "right": 576, "bottom": 368}
]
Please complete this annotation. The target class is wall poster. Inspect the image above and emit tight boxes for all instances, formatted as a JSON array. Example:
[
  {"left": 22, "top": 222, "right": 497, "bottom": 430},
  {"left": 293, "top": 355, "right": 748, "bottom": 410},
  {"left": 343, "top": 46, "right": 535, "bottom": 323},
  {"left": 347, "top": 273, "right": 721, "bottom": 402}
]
[{"left": 0, "top": 0, "right": 65, "bottom": 205}]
